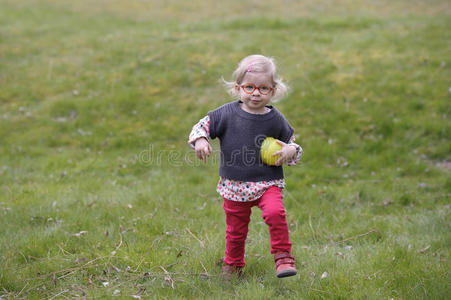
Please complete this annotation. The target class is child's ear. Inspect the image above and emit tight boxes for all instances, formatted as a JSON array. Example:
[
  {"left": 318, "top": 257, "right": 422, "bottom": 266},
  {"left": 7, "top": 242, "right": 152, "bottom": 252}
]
[{"left": 235, "top": 84, "right": 239, "bottom": 92}]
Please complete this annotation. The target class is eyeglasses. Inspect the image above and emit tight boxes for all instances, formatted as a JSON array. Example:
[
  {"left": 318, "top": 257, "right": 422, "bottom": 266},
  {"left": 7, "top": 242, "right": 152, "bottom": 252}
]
[{"left": 240, "top": 84, "right": 273, "bottom": 95}]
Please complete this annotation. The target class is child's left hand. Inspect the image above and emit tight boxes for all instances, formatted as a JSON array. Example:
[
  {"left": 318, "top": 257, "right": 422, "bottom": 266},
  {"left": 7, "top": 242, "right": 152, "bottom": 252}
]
[{"left": 272, "top": 140, "right": 297, "bottom": 166}]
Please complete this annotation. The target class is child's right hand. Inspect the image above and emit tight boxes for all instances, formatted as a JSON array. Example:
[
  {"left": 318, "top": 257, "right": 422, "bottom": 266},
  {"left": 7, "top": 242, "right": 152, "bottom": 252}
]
[{"left": 194, "top": 137, "right": 212, "bottom": 163}]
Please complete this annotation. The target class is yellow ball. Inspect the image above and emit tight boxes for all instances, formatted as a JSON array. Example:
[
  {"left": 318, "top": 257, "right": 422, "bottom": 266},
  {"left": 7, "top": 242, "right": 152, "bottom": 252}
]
[{"left": 260, "top": 137, "right": 282, "bottom": 166}]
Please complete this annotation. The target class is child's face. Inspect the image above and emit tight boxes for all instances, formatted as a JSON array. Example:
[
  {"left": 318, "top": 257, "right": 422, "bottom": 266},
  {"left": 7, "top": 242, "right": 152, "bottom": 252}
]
[{"left": 236, "top": 72, "right": 274, "bottom": 114}]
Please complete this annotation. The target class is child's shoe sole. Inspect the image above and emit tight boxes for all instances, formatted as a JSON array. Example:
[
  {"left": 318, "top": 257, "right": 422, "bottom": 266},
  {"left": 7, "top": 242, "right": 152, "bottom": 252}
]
[{"left": 276, "top": 268, "right": 297, "bottom": 278}]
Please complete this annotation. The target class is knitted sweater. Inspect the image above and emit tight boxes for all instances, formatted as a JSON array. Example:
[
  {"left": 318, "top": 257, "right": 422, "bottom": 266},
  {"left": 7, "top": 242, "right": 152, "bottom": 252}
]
[
  {"left": 208, "top": 100, "right": 294, "bottom": 182},
  {"left": 188, "top": 111, "right": 303, "bottom": 202}
]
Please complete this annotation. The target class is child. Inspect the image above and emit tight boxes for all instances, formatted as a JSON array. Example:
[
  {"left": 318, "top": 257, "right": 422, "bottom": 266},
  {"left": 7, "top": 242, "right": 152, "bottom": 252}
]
[{"left": 188, "top": 55, "right": 302, "bottom": 279}]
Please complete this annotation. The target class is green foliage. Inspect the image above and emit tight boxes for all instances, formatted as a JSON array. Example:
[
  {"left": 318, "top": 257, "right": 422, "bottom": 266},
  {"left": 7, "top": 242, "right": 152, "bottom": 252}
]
[{"left": 0, "top": 0, "right": 450, "bottom": 298}]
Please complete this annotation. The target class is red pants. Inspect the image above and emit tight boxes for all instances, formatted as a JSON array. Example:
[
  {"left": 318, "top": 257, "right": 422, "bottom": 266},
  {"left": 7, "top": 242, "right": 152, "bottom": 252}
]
[{"left": 223, "top": 186, "right": 292, "bottom": 267}]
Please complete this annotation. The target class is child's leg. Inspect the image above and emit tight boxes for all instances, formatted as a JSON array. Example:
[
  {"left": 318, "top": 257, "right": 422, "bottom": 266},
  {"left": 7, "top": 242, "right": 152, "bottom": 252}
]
[
  {"left": 223, "top": 198, "right": 253, "bottom": 267},
  {"left": 257, "top": 186, "right": 292, "bottom": 254}
]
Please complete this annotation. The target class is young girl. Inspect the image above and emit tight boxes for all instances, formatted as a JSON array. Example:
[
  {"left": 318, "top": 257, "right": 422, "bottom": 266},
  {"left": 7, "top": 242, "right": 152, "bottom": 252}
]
[{"left": 188, "top": 55, "right": 302, "bottom": 279}]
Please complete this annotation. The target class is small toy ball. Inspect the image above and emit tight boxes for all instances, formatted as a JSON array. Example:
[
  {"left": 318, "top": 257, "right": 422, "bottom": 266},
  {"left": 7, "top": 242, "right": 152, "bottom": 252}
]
[{"left": 260, "top": 137, "right": 282, "bottom": 166}]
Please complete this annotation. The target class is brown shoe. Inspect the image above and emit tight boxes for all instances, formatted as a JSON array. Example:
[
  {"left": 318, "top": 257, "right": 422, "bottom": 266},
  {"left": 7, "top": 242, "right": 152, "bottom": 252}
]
[
  {"left": 274, "top": 252, "right": 297, "bottom": 278},
  {"left": 222, "top": 264, "right": 243, "bottom": 280}
]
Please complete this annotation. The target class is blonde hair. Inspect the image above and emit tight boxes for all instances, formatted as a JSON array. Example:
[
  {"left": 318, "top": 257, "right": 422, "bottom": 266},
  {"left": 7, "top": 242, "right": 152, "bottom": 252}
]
[{"left": 223, "top": 54, "right": 289, "bottom": 102}]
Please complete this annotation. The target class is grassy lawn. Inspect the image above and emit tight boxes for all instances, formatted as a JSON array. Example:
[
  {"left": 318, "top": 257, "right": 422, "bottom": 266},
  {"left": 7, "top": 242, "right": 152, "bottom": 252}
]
[{"left": 0, "top": 0, "right": 450, "bottom": 298}]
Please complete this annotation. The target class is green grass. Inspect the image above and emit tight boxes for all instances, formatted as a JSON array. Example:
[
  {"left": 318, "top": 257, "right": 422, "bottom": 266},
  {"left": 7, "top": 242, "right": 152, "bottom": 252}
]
[{"left": 1, "top": 0, "right": 450, "bottom": 298}]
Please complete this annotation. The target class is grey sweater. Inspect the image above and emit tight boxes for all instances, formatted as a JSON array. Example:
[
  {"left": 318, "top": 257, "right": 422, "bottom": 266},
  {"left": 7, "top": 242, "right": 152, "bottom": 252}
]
[{"left": 208, "top": 100, "right": 294, "bottom": 182}]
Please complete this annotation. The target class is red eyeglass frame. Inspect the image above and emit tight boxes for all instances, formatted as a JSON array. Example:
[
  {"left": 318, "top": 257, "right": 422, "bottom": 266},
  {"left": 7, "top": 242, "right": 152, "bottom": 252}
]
[{"left": 240, "top": 84, "right": 274, "bottom": 95}]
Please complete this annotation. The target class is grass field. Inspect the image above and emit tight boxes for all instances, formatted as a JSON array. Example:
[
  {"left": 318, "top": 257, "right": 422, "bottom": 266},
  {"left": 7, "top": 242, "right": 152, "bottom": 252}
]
[{"left": 0, "top": 0, "right": 450, "bottom": 298}]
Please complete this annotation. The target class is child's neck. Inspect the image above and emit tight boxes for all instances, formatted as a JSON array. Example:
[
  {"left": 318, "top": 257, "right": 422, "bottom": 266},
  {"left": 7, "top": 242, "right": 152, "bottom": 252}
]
[{"left": 239, "top": 103, "right": 271, "bottom": 115}]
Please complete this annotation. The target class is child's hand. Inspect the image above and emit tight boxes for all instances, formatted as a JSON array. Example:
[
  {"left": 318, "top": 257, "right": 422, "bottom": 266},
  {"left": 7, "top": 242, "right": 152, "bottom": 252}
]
[
  {"left": 194, "top": 137, "right": 212, "bottom": 163},
  {"left": 273, "top": 140, "right": 297, "bottom": 166}
]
